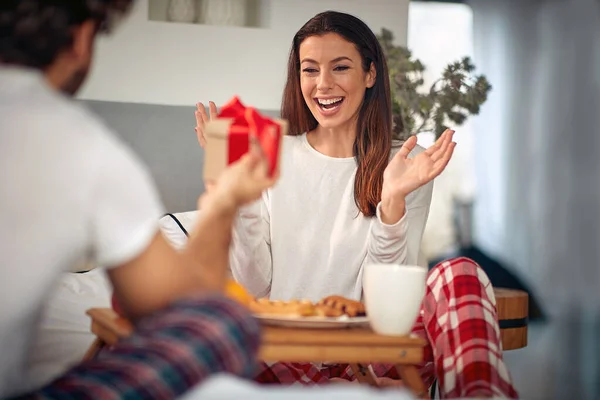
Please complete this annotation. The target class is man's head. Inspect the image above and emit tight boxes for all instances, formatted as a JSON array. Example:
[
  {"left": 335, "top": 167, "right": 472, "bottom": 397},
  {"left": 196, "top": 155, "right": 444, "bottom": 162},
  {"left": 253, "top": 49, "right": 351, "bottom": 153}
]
[{"left": 0, "top": 0, "right": 133, "bottom": 95}]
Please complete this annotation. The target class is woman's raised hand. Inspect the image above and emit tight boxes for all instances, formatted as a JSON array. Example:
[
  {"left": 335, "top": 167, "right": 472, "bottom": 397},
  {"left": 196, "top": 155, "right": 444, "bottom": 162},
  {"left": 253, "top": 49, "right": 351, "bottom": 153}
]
[
  {"left": 379, "top": 129, "right": 456, "bottom": 224},
  {"left": 194, "top": 101, "right": 218, "bottom": 148},
  {"left": 383, "top": 129, "right": 456, "bottom": 199}
]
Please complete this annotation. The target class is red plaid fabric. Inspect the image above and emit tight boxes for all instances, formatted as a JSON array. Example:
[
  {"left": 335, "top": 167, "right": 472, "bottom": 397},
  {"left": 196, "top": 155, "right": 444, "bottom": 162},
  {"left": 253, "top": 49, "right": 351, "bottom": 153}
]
[{"left": 255, "top": 257, "right": 518, "bottom": 398}]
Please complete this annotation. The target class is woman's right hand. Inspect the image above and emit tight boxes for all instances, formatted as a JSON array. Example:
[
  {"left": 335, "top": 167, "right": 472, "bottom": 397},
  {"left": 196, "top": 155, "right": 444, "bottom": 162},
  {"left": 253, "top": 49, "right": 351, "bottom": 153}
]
[{"left": 195, "top": 101, "right": 218, "bottom": 148}]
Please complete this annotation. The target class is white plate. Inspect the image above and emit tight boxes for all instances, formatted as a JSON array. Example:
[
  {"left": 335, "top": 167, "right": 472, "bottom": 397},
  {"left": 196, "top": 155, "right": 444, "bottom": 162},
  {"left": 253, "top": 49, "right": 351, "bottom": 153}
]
[{"left": 255, "top": 314, "right": 370, "bottom": 329}]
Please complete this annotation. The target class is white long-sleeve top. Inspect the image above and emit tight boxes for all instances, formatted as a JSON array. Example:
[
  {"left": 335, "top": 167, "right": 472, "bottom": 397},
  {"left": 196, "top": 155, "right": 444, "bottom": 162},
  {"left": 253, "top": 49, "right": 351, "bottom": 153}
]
[{"left": 230, "top": 133, "right": 433, "bottom": 302}]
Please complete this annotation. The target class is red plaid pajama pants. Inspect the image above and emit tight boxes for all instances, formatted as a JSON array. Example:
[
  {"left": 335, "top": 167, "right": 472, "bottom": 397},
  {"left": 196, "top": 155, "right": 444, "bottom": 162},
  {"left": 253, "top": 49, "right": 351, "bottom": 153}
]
[{"left": 255, "top": 257, "right": 519, "bottom": 398}]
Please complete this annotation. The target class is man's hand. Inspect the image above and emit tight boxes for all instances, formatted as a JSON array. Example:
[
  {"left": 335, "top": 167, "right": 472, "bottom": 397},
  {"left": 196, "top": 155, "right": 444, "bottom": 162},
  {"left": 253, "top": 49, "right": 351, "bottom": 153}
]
[{"left": 201, "top": 138, "right": 279, "bottom": 211}]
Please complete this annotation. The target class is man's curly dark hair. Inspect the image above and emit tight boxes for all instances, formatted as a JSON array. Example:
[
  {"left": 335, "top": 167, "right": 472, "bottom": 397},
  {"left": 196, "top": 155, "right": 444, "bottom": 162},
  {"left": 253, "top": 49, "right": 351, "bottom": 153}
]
[{"left": 0, "top": 0, "right": 133, "bottom": 69}]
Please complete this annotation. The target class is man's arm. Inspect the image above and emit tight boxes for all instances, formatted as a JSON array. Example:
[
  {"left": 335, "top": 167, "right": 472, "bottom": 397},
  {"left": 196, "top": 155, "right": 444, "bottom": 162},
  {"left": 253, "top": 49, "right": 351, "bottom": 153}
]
[
  {"left": 108, "top": 151, "right": 276, "bottom": 320},
  {"left": 107, "top": 200, "right": 234, "bottom": 320},
  {"left": 30, "top": 296, "right": 261, "bottom": 399}
]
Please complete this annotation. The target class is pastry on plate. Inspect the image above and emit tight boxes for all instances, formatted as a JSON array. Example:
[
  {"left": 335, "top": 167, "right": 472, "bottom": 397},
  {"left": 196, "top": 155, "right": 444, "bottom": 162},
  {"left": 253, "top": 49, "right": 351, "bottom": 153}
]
[
  {"left": 250, "top": 295, "right": 366, "bottom": 318},
  {"left": 317, "top": 295, "right": 367, "bottom": 317}
]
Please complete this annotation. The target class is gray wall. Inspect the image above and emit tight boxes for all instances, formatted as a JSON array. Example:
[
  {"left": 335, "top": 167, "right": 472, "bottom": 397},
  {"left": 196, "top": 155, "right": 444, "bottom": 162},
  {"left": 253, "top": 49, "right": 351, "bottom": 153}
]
[{"left": 81, "top": 100, "right": 278, "bottom": 213}]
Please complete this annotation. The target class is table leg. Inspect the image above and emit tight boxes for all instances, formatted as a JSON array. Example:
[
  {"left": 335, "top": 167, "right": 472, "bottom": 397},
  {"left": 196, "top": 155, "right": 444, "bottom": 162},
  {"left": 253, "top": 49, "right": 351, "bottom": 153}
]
[
  {"left": 395, "top": 365, "right": 427, "bottom": 398},
  {"left": 349, "top": 363, "right": 378, "bottom": 386}
]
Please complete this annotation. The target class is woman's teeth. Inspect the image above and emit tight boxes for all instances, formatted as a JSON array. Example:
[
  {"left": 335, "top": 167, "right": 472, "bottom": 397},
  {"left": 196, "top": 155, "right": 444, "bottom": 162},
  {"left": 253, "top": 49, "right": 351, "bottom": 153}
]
[{"left": 317, "top": 98, "right": 344, "bottom": 110}]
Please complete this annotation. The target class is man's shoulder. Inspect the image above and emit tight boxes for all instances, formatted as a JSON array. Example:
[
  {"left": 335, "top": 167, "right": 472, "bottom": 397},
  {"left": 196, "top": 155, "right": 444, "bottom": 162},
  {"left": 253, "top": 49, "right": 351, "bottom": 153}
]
[
  {"left": 3, "top": 86, "right": 143, "bottom": 182},
  {"left": 45, "top": 96, "right": 115, "bottom": 140},
  {"left": 27, "top": 93, "right": 129, "bottom": 157}
]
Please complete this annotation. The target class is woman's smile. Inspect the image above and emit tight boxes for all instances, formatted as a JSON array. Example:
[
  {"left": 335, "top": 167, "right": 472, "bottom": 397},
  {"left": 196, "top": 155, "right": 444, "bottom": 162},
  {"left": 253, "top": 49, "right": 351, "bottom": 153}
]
[{"left": 314, "top": 96, "right": 345, "bottom": 116}]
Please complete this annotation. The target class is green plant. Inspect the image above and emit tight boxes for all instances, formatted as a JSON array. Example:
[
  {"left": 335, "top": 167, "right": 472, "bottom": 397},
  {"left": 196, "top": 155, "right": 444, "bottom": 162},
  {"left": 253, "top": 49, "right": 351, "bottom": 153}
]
[{"left": 377, "top": 28, "right": 492, "bottom": 140}]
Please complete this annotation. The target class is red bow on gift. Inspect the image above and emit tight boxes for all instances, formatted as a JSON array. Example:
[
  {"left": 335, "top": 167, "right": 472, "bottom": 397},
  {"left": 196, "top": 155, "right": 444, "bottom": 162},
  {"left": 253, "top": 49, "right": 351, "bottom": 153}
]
[{"left": 218, "top": 96, "right": 281, "bottom": 177}]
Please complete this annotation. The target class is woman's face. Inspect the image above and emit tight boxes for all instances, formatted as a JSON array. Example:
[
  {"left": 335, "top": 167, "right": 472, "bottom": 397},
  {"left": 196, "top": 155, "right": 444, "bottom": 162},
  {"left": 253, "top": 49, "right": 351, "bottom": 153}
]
[{"left": 299, "top": 33, "right": 375, "bottom": 131}]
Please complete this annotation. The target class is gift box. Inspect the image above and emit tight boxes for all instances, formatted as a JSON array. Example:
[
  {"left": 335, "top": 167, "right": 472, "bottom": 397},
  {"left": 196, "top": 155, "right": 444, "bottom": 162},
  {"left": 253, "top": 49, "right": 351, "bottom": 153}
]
[{"left": 203, "top": 96, "right": 287, "bottom": 181}]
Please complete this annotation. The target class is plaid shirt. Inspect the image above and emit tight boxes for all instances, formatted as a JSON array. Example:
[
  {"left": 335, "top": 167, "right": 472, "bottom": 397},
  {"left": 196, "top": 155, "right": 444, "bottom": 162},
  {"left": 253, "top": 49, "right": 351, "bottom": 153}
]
[
  {"left": 256, "top": 257, "right": 519, "bottom": 399},
  {"left": 20, "top": 296, "right": 261, "bottom": 400}
]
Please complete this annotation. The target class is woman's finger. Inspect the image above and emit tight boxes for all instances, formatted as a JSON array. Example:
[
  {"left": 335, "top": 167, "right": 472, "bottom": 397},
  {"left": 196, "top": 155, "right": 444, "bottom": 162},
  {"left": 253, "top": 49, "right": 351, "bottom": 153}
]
[
  {"left": 209, "top": 101, "right": 218, "bottom": 120},
  {"left": 395, "top": 135, "right": 418, "bottom": 160},
  {"left": 423, "top": 130, "right": 445, "bottom": 155},
  {"left": 424, "top": 129, "right": 451, "bottom": 156},
  {"left": 197, "top": 102, "right": 209, "bottom": 124},
  {"left": 195, "top": 103, "right": 209, "bottom": 148},
  {"left": 430, "top": 130, "right": 454, "bottom": 162},
  {"left": 194, "top": 107, "right": 204, "bottom": 128},
  {"left": 430, "top": 141, "right": 456, "bottom": 178},
  {"left": 194, "top": 122, "right": 207, "bottom": 148}
]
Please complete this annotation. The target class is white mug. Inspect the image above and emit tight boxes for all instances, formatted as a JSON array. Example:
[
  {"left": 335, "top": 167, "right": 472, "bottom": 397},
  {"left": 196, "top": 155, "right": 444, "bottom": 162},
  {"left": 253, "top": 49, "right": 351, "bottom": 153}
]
[{"left": 363, "top": 263, "right": 427, "bottom": 336}]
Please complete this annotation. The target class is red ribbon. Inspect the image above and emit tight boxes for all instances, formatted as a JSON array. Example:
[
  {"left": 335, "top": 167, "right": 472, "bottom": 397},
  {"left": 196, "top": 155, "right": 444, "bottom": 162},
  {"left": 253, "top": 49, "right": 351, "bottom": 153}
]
[{"left": 218, "top": 96, "right": 281, "bottom": 176}]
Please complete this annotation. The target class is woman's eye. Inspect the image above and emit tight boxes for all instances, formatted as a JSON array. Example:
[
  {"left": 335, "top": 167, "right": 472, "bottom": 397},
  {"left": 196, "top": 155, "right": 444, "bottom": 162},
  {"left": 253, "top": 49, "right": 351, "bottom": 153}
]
[
  {"left": 334, "top": 65, "right": 350, "bottom": 71},
  {"left": 302, "top": 68, "right": 318, "bottom": 74}
]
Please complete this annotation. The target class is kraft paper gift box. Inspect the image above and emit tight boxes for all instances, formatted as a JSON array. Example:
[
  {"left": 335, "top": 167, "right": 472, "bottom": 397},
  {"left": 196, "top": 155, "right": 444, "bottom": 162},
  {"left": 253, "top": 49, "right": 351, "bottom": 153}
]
[{"left": 203, "top": 96, "right": 287, "bottom": 181}]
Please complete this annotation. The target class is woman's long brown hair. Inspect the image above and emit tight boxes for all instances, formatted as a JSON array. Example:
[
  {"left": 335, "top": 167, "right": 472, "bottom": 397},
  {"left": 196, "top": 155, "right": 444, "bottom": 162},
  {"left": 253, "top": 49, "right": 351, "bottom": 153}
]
[{"left": 281, "top": 11, "right": 395, "bottom": 217}]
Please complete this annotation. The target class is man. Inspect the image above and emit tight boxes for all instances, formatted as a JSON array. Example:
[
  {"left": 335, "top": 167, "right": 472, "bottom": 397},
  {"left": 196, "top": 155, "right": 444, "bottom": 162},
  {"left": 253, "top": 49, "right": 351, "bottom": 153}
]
[{"left": 0, "top": 0, "right": 277, "bottom": 398}]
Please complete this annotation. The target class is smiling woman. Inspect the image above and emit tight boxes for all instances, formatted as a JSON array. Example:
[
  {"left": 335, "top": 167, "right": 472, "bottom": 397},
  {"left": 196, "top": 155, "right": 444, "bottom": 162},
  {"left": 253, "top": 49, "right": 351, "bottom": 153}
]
[
  {"left": 281, "top": 14, "right": 390, "bottom": 216},
  {"left": 298, "top": 45, "right": 374, "bottom": 127},
  {"left": 193, "top": 10, "right": 517, "bottom": 398}
]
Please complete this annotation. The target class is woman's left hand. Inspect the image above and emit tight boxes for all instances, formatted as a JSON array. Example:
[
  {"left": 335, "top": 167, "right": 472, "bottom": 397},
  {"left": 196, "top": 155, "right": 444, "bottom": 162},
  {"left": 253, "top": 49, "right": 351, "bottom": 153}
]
[{"left": 380, "top": 129, "right": 456, "bottom": 223}]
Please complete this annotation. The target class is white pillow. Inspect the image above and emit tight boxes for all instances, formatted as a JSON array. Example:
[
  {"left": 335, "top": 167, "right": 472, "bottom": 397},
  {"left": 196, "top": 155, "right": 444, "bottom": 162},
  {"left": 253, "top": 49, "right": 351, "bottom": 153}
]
[{"left": 25, "top": 269, "right": 112, "bottom": 391}]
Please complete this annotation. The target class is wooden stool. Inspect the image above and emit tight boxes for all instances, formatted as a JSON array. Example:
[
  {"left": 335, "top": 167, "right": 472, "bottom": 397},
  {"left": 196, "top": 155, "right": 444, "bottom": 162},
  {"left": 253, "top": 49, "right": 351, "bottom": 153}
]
[{"left": 494, "top": 288, "right": 528, "bottom": 350}]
